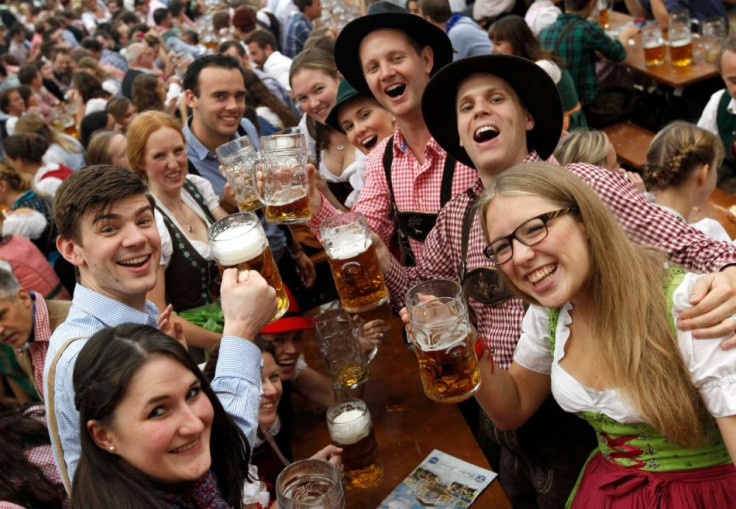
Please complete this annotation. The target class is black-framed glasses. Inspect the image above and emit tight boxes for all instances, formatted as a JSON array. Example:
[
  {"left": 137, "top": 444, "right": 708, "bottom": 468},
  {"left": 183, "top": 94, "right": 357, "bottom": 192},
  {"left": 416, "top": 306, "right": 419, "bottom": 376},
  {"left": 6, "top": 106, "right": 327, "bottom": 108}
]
[{"left": 483, "top": 208, "right": 578, "bottom": 264}]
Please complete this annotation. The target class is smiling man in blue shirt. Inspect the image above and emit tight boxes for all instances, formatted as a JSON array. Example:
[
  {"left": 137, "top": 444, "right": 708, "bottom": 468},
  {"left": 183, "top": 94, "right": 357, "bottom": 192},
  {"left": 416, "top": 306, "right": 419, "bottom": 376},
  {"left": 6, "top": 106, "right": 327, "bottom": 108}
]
[{"left": 43, "top": 166, "right": 277, "bottom": 493}]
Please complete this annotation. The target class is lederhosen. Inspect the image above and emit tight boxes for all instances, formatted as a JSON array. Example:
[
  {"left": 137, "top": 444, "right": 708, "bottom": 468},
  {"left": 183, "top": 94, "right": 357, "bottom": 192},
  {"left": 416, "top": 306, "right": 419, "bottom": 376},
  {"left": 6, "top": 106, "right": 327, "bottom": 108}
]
[
  {"left": 158, "top": 179, "right": 221, "bottom": 312},
  {"left": 382, "top": 136, "right": 456, "bottom": 266},
  {"left": 459, "top": 195, "right": 596, "bottom": 509},
  {"left": 716, "top": 91, "right": 736, "bottom": 168}
]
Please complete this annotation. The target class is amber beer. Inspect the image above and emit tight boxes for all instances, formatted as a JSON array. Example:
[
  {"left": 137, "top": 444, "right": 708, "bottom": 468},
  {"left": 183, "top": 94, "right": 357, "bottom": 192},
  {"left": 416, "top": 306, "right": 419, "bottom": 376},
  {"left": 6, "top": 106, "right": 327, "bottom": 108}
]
[
  {"left": 264, "top": 186, "right": 310, "bottom": 224},
  {"left": 643, "top": 43, "right": 665, "bottom": 66},
  {"left": 598, "top": 5, "right": 608, "bottom": 30},
  {"left": 326, "top": 238, "right": 388, "bottom": 313},
  {"left": 326, "top": 400, "right": 383, "bottom": 488},
  {"left": 669, "top": 35, "right": 693, "bottom": 67},
  {"left": 208, "top": 214, "right": 289, "bottom": 322},
  {"left": 414, "top": 329, "right": 481, "bottom": 404}
]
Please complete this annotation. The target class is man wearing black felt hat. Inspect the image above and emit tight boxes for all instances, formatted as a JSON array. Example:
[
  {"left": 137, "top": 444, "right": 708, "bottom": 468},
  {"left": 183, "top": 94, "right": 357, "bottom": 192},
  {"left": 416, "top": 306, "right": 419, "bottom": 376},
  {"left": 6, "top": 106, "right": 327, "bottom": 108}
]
[
  {"left": 375, "top": 54, "right": 736, "bottom": 508},
  {"left": 305, "top": 1, "right": 477, "bottom": 267}
]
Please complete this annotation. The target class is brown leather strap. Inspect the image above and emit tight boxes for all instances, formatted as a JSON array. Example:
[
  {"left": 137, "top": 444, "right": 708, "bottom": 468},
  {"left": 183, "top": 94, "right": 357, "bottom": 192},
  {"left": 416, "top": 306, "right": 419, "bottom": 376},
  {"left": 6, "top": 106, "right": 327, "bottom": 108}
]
[{"left": 46, "top": 336, "right": 86, "bottom": 495}]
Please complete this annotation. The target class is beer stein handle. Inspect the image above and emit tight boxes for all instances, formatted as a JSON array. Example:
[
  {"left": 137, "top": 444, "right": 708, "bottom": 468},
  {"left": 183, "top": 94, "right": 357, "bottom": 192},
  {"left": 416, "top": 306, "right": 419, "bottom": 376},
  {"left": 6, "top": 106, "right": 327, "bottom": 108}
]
[{"left": 252, "top": 157, "right": 268, "bottom": 206}]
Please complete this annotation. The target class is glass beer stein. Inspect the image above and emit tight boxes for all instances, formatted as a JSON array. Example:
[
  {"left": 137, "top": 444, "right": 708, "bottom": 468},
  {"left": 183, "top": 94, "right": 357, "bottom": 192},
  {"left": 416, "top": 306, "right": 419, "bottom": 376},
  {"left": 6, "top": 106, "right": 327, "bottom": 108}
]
[
  {"left": 314, "top": 308, "right": 370, "bottom": 390},
  {"left": 319, "top": 212, "right": 388, "bottom": 313},
  {"left": 276, "top": 459, "right": 345, "bottom": 508},
  {"left": 405, "top": 279, "right": 480, "bottom": 404},
  {"left": 326, "top": 399, "right": 383, "bottom": 488},
  {"left": 207, "top": 212, "right": 289, "bottom": 322},
  {"left": 258, "top": 132, "right": 311, "bottom": 224},
  {"left": 642, "top": 24, "right": 665, "bottom": 67},
  {"left": 216, "top": 136, "right": 262, "bottom": 212}
]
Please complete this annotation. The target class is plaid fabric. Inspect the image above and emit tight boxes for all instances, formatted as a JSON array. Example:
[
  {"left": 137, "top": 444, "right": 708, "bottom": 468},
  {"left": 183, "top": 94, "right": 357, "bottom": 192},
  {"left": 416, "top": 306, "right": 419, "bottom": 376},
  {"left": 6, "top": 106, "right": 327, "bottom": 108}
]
[
  {"left": 28, "top": 292, "right": 51, "bottom": 399},
  {"left": 100, "top": 48, "right": 128, "bottom": 73},
  {"left": 539, "top": 13, "right": 626, "bottom": 106},
  {"left": 309, "top": 125, "right": 478, "bottom": 267},
  {"left": 385, "top": 152, "right": 736, "bottom": 369},
  {"left": 283, "top": 12, "right": 312, "bottom": 58}
]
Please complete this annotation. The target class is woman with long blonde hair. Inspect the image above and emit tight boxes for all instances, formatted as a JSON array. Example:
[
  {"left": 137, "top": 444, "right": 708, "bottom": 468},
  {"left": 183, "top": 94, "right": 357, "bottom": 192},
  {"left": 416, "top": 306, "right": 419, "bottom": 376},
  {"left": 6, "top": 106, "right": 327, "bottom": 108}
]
[{"left": 476, "top": 162, "right": 736, "bottom": 507}]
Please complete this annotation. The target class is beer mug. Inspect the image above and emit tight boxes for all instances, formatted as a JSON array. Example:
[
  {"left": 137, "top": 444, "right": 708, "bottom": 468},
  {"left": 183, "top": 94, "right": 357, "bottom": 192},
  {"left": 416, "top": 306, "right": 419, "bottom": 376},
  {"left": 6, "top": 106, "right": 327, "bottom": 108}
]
[
  {"left": 642, "top": 24, "right": 665, "bottom": 67},
  {"left": 668, "top": 9, "right": 697, "bottom": 67},
  {"left": 326, "top": 399, "right": 383, "bottom": 488},
  {"left": 319, "top": 212, "right": 388, "bottom": 313},
  {"left": 258, "top": 132, "right": 311, "bottom": 224},
  {"left": 207, "top": 212, "right": 289, "bottom": 322},
  {"left": 216, "top": 136, "right": 262, "bottom": 212},
  {"left": 314, "top": 308, "right": 370, "bottom": 390},
  {"left": 276, "top": 459, "right": 346, "bottom": 509},
  {"left": 405, "top": 279, "right": 480, "bottom": 404},
  {"left": 703, "top": 17, "right": 726, "bottom": 63},
  {"left": 597, "top": 0, "right": 610, "bottom": 31}
]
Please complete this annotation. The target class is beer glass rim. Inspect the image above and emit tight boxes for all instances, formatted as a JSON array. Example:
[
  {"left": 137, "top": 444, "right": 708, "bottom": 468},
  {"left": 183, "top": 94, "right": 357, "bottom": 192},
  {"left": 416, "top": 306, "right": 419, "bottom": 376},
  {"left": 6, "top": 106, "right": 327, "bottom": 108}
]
[
  {"left": 319, "top": 211, "right": 366, "bottom": 232},
  {"left": 260, "top": 131, "right": 307, "bottom": 152},
  {"left": 405, "top": 278, "right": 463, "bottom": 306},
  {"left": 215, "top": 135, "right": 254, "bottom": 163},
  {"left": 207, "top": 211, "right": 260, "bottom": 243},
  {"left": 275, "top": 458, "right": 341, "bottom": 503},
  {"left": 326, "top": 398, "right": 369, "bottom": 424}
]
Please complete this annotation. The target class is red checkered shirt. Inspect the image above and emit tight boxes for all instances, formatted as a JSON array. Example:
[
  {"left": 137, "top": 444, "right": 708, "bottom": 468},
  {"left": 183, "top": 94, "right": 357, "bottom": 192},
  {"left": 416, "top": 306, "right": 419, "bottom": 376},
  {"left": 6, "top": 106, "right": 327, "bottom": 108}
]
[
  {"left": 385, "top": 152, "right": 736, "bottom": 369},
  {"left": 309, "top": 125, "right": 478, "bottom": 266},
  {"left": 26, "top": 292, "right": 51, "bottom": 398}
]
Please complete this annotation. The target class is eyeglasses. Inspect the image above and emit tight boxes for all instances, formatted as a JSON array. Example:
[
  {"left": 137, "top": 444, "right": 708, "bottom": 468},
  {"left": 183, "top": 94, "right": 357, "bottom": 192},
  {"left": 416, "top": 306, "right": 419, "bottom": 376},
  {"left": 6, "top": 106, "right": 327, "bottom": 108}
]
[{"left": 483, "top": 208, "right": 578, "bottom": 264}]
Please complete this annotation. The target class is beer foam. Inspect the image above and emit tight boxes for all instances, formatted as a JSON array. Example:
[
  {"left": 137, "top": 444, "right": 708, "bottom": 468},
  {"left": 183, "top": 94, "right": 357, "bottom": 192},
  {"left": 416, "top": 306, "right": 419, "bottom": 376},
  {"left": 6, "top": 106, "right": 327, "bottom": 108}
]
[
  {"left": 329, "top": 233, "right": 371, "bottom": 260},
  {"left": 211, "top": 223, "right": 266, "bottom": 266},
  {"left": 329, "top": 408, "right": 371, "bottom": 445}
]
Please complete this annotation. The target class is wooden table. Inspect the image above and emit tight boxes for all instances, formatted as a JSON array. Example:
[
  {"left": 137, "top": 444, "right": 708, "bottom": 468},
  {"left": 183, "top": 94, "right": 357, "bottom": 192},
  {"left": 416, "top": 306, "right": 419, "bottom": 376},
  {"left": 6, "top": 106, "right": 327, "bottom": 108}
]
[
  {"left": 691, "top": 187, "right": 736, "bottom": 239},
  {"left": 609, "top": 12, "right": 718, "bottom": 91},
  {"left": 292, "top": 305, "right": 511, "bottom": 508}
]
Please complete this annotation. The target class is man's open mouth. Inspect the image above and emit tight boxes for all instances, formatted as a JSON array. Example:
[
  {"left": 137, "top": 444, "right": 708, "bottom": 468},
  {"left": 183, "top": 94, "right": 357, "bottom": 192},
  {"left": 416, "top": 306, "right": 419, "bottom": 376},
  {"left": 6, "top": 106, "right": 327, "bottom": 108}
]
[{"left": 473, "top": 125, "right": 499, "bottom": 143}]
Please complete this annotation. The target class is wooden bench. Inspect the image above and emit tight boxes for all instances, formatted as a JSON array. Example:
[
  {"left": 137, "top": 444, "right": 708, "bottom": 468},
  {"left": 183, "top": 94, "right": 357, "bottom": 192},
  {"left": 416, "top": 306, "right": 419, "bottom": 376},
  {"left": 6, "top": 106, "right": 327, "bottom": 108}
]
[{"left": 602, "top": 121, "right": 655, "bottom": 172}]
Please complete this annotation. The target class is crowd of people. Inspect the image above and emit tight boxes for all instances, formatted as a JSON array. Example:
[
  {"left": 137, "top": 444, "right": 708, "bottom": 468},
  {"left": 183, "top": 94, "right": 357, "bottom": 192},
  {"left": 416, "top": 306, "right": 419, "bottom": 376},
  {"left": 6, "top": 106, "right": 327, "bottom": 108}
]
[{"left": 1, "top": 0, "right": 736, "bottom": 507}]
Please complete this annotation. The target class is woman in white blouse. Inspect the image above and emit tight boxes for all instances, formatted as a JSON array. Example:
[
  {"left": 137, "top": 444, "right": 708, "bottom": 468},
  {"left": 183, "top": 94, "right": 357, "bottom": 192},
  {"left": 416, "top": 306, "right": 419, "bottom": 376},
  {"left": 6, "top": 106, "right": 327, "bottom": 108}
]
[
  {"left": 475, "top": 162, "right": 736, "bottom": 507},
  {"left": 127, "top": 111, "right": 226, "bottom": 350}
]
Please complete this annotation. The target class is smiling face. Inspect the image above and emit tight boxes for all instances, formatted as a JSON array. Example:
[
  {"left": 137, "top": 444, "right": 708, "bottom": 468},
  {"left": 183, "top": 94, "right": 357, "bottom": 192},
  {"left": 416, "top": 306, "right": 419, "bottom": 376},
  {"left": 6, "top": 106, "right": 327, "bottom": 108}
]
[
  {"left": 142, "top": 126, "right": 188, "bottom": 196},
  {"left": 95, "top": 355, "right": 214, "bottom": 483},
  {"left": 0, "top": 292, "right": 33, "bottom": 349},
  {"left": 337, "top": 96, "right": 395, "bottom": 154},
  {"left": 291, "top": 68, "right": 339, "bottom": 125},
  {"left": 58, "top": 194, "right": 160, "bottom": 310},
  {"left": 259, "top": 351, "right": 282, "bottom": 429},
  {"left": 259, "top": 331, "right": 302, "bottom": 380},
  {"left": 359, "top": 29, "right": 433, "bottom": 120},
  {"left": 456, "top": 73, "right": 534, "bottom": 177},
  {"left": 187, "top": 67, "right": 247, "bottom": 144},
  {"left": 485, "top": 194, "right": 590, "bottom": 308}
]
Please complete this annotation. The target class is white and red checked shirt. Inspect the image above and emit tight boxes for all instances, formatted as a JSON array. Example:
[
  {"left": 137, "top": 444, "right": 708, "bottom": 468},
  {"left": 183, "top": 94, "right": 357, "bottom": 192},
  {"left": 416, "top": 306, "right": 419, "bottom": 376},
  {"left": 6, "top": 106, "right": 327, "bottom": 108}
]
[
  {"left": 309, "top": 125, "right": 478, "bottom": 266},
  {"left": 385, "top": 152, "right": 736, "bottom": 369}
]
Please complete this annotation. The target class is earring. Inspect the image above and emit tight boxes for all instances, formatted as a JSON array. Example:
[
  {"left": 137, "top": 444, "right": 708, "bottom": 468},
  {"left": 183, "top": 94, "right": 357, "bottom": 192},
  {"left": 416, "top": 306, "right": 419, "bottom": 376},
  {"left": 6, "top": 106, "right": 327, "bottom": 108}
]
[{"left": 108, "top": 445, "right": 116, "bottom": 452}]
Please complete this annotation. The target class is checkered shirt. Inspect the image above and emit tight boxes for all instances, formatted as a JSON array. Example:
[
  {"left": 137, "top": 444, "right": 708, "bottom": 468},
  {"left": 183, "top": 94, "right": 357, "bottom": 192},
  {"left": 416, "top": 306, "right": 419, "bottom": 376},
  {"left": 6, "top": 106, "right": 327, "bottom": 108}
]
[
  {"left": 385, "top": 152, "right": 736, "bottom": 369},
  {"left": 27, "top": 292, "right": 51, "bottom": 398},
  {"left": 539, "top": 13, "right": 626, "bottom": 106},
  {"left": 283, "top": 12, "right": 312, "bottom": 58},
  {"left": 309, "top": 125, "right": 478, "bottom": 267}
]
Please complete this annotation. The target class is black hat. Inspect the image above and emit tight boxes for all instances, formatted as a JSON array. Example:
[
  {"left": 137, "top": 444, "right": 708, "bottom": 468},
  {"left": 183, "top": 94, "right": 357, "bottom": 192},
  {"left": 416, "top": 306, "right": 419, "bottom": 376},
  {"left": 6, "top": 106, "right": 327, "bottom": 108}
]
[
  {"left": 325, "top": 78, "right": 364, "bottom": 132},
  {"left": 421, "top": 54, "right": 563, "bottom": 168},
  {"left": 334, "top": 1, "right": 453, "bottom": 97}
]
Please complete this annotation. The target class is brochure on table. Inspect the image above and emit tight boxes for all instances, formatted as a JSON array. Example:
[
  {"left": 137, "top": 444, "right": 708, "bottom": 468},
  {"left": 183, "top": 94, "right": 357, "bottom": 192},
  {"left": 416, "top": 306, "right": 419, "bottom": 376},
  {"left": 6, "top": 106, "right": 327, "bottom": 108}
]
[{"left": 378, "top": 449, "right": 497, "bottom": 508}]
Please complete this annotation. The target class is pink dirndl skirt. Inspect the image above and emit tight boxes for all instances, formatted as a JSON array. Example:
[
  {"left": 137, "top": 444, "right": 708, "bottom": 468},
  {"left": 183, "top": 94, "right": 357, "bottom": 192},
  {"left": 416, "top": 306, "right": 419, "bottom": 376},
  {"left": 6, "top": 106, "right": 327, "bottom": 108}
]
[{"left": 570, "top": 452, "right": 736, "bottom": 509}]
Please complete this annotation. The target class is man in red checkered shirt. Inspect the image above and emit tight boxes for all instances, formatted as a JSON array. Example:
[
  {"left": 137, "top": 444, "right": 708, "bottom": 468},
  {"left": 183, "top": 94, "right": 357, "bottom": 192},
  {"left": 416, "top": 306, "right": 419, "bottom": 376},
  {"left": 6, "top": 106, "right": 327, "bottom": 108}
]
[
  {"left": 306, "top": 2, "right": 477, "bottom": 266},
  {"left": 0, "top": 267, "right": 70, "bottom": 400},
  {"left": 377, "top": 54, "right": 736, "bottom": 508}
]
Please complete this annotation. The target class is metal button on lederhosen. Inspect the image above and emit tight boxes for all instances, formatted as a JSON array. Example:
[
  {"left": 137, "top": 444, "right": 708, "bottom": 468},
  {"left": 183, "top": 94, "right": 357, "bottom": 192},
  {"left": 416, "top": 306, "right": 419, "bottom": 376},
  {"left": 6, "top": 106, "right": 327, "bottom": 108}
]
[
  {"left": 382, "top": 136, "right": 456, "bottom": 266},
  {"left": 458, "top": 195, "right": 513, "bottom": 306}
]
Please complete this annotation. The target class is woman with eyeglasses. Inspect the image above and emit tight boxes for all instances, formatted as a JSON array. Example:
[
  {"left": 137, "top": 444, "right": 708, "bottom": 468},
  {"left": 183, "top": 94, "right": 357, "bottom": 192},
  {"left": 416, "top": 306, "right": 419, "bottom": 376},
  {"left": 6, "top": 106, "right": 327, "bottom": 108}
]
[{"left": 474, "top": 162, "right": 736, "bottom": 507}]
